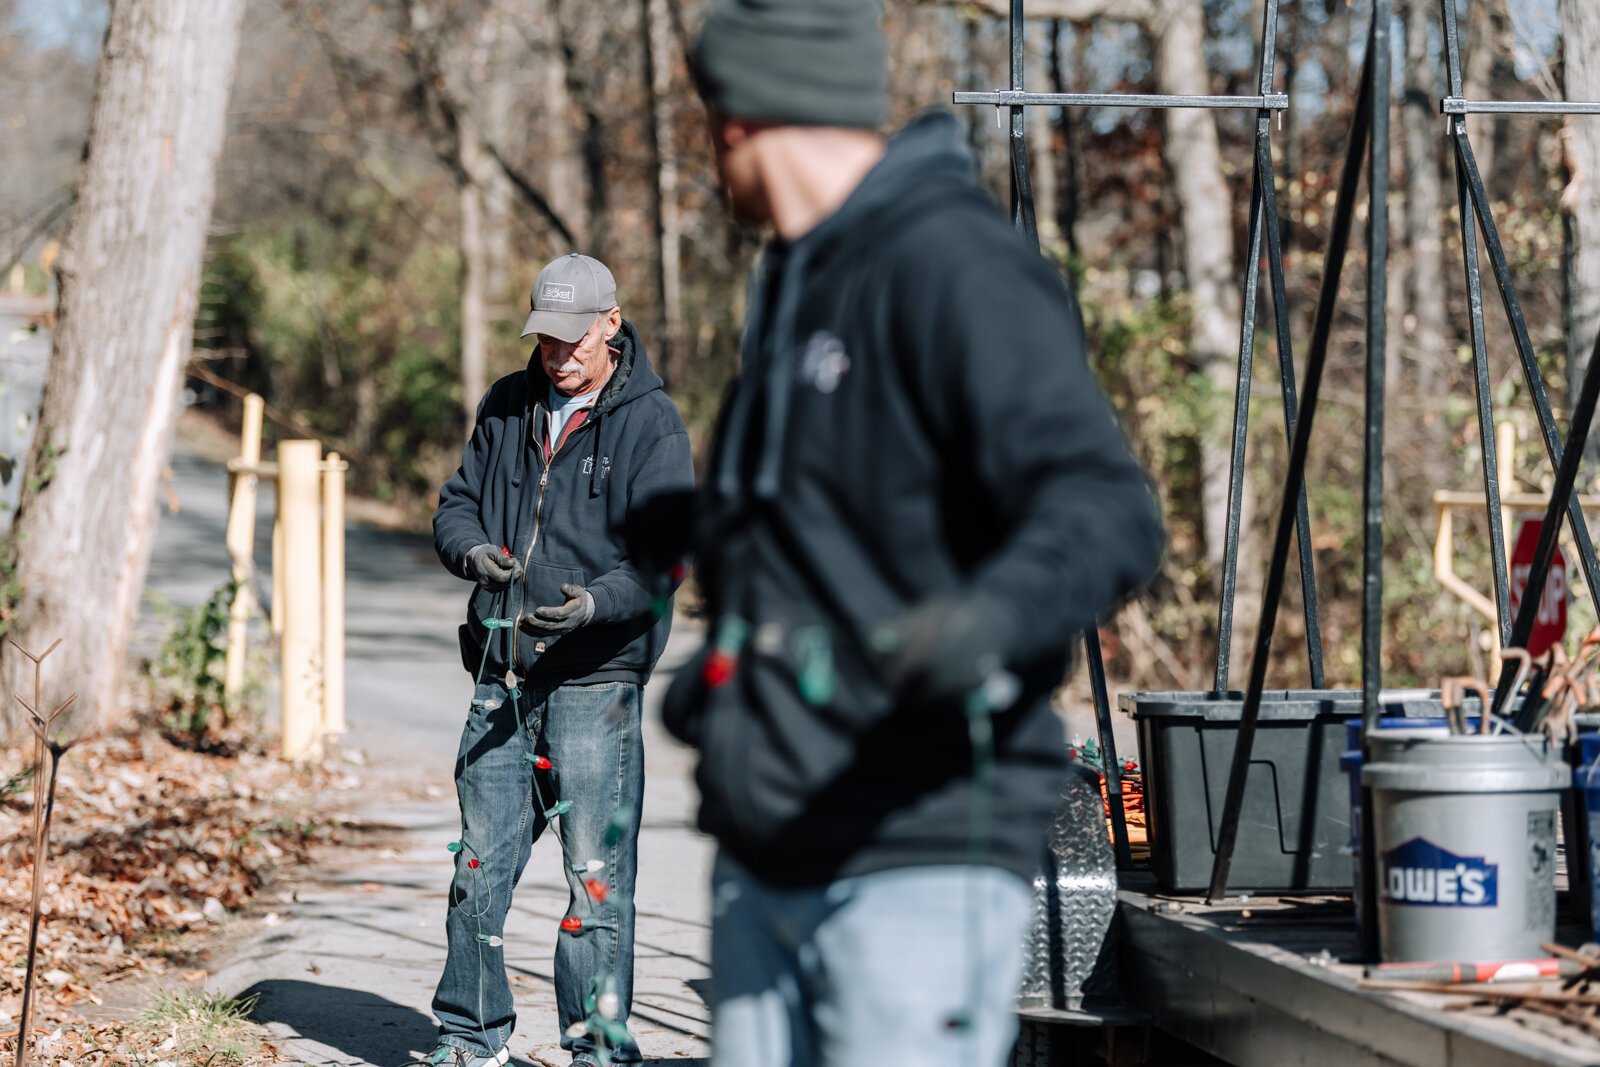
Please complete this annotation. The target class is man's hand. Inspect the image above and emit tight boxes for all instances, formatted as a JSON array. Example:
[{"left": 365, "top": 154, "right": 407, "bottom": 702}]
[
  {"left": 875, "top": 592, "right": 1018, "bottom": 708},
  {"left": 467, "top": 544, "right": 520, "bottom": 589},
  {"left": 520, "top": 583, "right": 596, "bottom": 635}
]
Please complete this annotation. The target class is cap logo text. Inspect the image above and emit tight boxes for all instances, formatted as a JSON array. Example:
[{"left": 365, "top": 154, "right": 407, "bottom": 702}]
[{"left": 541, "top": 282, "right": 576, "bottom": 305}]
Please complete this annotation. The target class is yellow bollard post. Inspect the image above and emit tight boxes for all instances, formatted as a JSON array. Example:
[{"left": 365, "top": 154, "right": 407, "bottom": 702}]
[
  {"left": 224, "top": 394, "right": 264, "bottom": 703},
  {"left": 271, "top": 514, "right": 284, "bottom": 639},
  {"left": 321, "top": 453, "right": 346, "bottom": 742},
  {"left": 279, "top": 440, "right": 324, "bottom": 762}
]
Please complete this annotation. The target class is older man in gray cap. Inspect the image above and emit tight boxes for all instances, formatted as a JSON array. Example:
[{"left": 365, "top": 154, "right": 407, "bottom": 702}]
[
  {"left": 420, "top": 253, "right": 695, "bottom": 1067},
  {"left": 668, "top": 2, "right": 1163, "bottom": 1066}
]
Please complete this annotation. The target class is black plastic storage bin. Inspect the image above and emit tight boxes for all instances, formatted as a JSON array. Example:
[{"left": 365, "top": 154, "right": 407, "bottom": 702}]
[{"left": 1121, "top": 689, "right": 1451, "bottom": 894}]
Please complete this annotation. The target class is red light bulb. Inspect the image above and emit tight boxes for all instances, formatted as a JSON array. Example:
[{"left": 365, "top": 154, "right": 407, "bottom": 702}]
[
  {"left": 584, "top": 878, "right": 609, "bottom": 902},
  {"left": 534, "top": 756, "right": 553, "bottom": 771},
  {"left": 703, "top": 650, "right": 737, "bottom": 688},
  {"left": 560, "top": 916, "right": 583, "bottom": 932},
  {"left": 467, "top": 858, "right": 480, "bottom": 869}
]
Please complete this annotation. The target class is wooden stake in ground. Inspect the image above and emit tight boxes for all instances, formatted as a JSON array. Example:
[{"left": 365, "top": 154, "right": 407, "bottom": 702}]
[
  {"left": 0, "top": 0, "right": 249, "bottom": 744},
  {"left": 12, "top": 670, "right": 75, "bottom": 1067},
  {"left": 7, "top": 637, "right": 61, "bottom": 844},
  {"left": 224, "top": 394, "right": 265, "bottom": 704}
]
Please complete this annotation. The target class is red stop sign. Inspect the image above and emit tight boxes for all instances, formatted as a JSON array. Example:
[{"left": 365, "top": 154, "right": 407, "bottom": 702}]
[{"left": 1509, "top": 519, "right": 1568, "bottom": 657}]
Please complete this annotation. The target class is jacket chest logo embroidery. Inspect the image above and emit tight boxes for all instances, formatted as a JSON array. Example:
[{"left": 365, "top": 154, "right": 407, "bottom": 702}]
[
  {"left": 797, "top": 331, "right": 852, "bottom": 394},
  {"left": 582, "top": 455, "right": 613, "bottom": 480}
]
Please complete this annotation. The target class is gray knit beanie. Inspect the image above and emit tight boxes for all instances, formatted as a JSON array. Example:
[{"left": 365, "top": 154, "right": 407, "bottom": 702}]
[{"left": 694, "top": 0, "right": 888, "bottom": 130}]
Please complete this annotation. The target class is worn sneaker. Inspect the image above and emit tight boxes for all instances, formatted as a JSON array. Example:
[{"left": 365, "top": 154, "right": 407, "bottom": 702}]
[{"left": 403, "top": 1046, "right": 511, "bottom": 1067}]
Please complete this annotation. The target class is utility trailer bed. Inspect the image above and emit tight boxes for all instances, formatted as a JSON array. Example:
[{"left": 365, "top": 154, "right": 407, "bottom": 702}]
[{"left": 1114, "top": 877, "right": 1600, "bottom": 1067}]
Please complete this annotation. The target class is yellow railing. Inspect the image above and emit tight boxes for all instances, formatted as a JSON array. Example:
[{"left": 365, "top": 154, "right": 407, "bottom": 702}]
[{"left": 223, "top": 393, "right": 347, "bottom": 762}]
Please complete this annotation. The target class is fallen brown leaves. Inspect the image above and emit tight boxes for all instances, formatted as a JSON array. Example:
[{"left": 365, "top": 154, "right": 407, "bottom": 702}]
[{"left": 0, "top": 724, "right": 329, "bottom": 1063}]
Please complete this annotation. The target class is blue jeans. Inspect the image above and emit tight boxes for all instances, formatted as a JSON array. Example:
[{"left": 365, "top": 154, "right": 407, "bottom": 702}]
[
  {"left": 709, "top": 854, "right": 1031, "bottom": 1067},
  {"left": 433, "top": 678, "right": 645, "bottom": 1064}
]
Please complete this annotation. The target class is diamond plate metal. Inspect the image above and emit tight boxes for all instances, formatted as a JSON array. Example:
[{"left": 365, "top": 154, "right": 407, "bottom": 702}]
[{"left": 1018, "top": 761, "right": 1118, "bottom": 1010}]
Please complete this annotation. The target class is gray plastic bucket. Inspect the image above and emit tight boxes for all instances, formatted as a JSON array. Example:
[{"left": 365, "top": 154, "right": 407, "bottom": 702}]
[{"left": 1363, "top": 734, "right": 1569, "bottom": 962}]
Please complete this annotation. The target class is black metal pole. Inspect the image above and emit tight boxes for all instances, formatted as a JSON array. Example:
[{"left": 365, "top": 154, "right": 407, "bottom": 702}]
[
  {"left": 1086, "top": 629, "right": 1132, "bottom": 868},
  {"left": 1453, "top": 132, "right": 1600, "bottom": 618},
  {"left": 1000, "top": 0, "right": 1130, "bottom": 867},
  {"left": 1500, "top": 327, "right": 1600, "bottom": 722},
  {"left": 1213, "top": 143, "right": 1265, "bottom": 694},
  {"left": 1362, "top": 0, "right": 1392, "bottom": 734},
  {"left": 1259, "top": 135, "right": 1326, "bottom": 688},
  {"left": 1009, "top": 0, "right": 1031, "bottom": 240},
  {"left": 1255, "top": 0, "right": 1324, "bottom": 688},
  {"left": 1206, "top": 20, "right": 1375, "bottom": 904},
  {"left": 1455, "top": 167, "right": 1513, "bottom": 641}
]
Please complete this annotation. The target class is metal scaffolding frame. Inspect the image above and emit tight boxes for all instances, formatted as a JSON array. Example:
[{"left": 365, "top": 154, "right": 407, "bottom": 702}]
[
  {"left": 963, "top": 0, "right": 1600, "bottom": 929},
  {"left": 1203, "top": 0, "right": 1600, "bottom": 914},
  {"left": 955, "top": 0, "right": 1322, "bottom": 873}
]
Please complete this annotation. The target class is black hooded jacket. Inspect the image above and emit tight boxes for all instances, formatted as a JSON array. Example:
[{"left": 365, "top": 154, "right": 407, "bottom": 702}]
[
  {"left": 435, "top": 321, "right": 695, "bottom": 686},
  {"left": 670, "top": 112, "right": 1165, "bottom": 886}
]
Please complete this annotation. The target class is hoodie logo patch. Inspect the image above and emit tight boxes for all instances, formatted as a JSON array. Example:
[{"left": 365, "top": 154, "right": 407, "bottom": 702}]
[
  {"left": 541, "top": 282, "right": 576, "bottom": 305},
  {"left": 582, "top": 455, "right": 613, "bottom": 481},
  {"left": 798, "top": 332, "right": 852, "bottom": 394}
]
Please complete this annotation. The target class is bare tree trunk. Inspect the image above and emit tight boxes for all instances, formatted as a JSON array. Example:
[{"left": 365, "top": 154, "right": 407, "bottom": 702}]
[
  {"left": 1051, "top": 20, "right": 1083, "bottom": 258},
  {"left": 459, "top": 121, "right": 489, "bottom": 427},
  {"left": 1402, "top": 0, "right": 1448, "bottom": 397},
  {"left": 1465, "top": 0, "right": 1498, "bottom": 183},
  {"left": 1152, "top": 0, "right": 1250, "bottom": 593},
  {"left": 537, "top": 9, "right": 586, "bottom": 246},
  {"left": 552, "top": 0, "right": 608, "bottom": 258},
  {"left": 1027, "top": 24, "right": 1063, "bottom": 254},
  {"left": 1565, "top": 0, "right": 1600, "bottom": 406},
  {"left": 477, "top": 18, "right": 513, "bottom": 310},
  {"left": 643, "top": 0, "right": 683, "bottom": 386},
  {"left": 1, "top": 0, "right": 247, "bottom": 742}
]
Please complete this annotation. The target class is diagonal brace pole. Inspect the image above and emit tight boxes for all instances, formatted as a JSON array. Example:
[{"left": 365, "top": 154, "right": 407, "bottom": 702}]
[{"left": 1207, "top": 10, "right": 1376, "bottom": 903}]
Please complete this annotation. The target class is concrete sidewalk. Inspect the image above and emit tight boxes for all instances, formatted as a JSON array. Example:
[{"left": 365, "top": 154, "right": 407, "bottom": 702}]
[
  {"left": 208, "top": 637, "right": 712, "bottom": 1067},
  {"left": 146, "top": 442, "right": 711, "bottom": 1066}
]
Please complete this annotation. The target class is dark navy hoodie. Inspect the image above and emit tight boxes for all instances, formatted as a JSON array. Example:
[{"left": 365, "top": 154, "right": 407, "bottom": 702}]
[
  {"left": 435, "top": 321, "right": 695, "bottom": 685},
  {"left": 667, "top": 112, "right": 1164, "bottom": 887}
]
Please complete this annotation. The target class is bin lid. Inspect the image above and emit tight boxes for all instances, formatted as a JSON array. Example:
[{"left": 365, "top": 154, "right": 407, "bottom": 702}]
[
  {"left": 1363, "top": 759, "right": 1570, "bottom": 792},
  {"left": 1121, "top": 689, "right": 1461, "bottom": 722},
  {"left": 1121, "top": 689, "right": 1515, "bottom": 723}
]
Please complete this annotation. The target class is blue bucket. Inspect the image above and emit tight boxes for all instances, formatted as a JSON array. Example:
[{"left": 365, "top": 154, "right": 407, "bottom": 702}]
[{"left": 1581, "top": 734, "right": 1600, "bottom": 943}]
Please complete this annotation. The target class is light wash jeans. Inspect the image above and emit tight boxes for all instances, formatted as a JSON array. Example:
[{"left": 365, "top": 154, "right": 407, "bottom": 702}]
[
  {"left": 433, "top": 678, "right": 645, "bottom": 1065},
  {"left": 709, "top": 853, "right": 1032, "bottom": 1067}
]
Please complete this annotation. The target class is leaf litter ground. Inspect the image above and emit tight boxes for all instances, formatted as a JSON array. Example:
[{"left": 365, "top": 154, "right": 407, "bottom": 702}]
[{"left": 0, "top": 721, "right": 353, "bottom": 1064}]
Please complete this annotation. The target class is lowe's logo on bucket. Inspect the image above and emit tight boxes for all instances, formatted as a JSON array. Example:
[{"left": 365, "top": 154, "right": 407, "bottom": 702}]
[{"left": 1381, "top": 838, "right": 1498, "bottom": 907}]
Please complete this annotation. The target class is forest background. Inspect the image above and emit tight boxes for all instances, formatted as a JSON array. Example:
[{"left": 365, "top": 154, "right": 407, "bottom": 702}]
[{"left": 3, "top": 0, "right": 1598, "bottom": 702}]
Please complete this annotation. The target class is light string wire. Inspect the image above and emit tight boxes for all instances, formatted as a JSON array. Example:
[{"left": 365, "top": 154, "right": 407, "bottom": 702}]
[{"left": 440, "top": 558, "right": 687, "bottom": 1066}]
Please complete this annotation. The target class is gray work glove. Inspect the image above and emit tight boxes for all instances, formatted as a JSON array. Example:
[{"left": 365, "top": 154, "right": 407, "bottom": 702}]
[
  {"left": 876, "top": 592, "right": 1020, "bottom": 709},
  {"left": 521, "top": 583, "right": 596, "bottom": 635},
  {"left": 466, "top": 543, "right": 520, "bottom": 590}
]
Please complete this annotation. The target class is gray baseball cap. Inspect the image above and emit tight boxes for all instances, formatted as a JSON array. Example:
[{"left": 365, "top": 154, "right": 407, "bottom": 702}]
[{"left": 521, "top": 253, "right": 619, "bottom": 342}]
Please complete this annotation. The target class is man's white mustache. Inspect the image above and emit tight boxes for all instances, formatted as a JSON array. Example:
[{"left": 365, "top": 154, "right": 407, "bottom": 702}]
[{"left": 551, "top": 361, "right": 582, "bottom": 374}]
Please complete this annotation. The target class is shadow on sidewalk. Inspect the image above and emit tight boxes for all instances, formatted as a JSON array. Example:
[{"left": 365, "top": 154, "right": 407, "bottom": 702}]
[{"left": 244, "top": 979, "right": 536, "bottom": 1067}]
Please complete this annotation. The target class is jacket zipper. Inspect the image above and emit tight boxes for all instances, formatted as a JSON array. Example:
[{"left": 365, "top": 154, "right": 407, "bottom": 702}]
[{"left": 511, "top": 414, "right": 571, "bottom": 662}]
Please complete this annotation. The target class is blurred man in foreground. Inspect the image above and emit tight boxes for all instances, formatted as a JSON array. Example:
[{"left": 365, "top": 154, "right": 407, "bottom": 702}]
[{"left": 664, "top": 2, "right": 1165, "bottom": 1064}]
